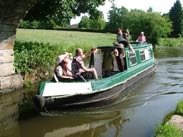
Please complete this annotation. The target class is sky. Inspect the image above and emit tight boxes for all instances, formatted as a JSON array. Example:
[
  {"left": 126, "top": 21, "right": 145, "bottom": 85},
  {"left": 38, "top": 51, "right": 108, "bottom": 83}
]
[{"left": 70, "top": 0, "right": 183, "bottom": 25}]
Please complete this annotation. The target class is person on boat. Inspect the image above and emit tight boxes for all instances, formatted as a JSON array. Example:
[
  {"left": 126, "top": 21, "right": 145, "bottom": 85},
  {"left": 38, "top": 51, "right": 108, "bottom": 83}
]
[
  {"left": 54, "top": 52, "right": 73, "bottom": 81},
  {"left": 136, "top": 32, "right": 146, "bottom": 43},
  {"left": 113, "top": 28, "right": 135, "bottom": 54},
  {"left": 102, "top": 49, "right": 113, "bottom": 77},
  {"left": 57, "top": 52, "right": 72, "bottom": 70},
  {"left": 112, "top": 49, "right": 125, "bottom": 72},
  {"left": 72, "top": 48, "right": 98, "bottom": 80}
]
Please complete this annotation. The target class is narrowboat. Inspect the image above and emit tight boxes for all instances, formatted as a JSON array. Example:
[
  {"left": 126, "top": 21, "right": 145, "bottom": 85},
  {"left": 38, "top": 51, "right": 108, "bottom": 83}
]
[{"left": 33, "top": 42, "right": 156, "bottom": 112}]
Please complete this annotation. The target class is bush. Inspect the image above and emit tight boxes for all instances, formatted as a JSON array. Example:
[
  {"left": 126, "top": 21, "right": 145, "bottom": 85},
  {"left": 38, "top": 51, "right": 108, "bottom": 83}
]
[
  {"left": 159, "top": 38, "right": 183, "bottom": 47},
  {"left": 155, "top": 124, "right": 183, "bottom": 137},
  {"left": 14, "top": 41, "right": 61, "bottom": 76},
  {"left": 175, "top": 100, "right": 183, "bottom": 115}
]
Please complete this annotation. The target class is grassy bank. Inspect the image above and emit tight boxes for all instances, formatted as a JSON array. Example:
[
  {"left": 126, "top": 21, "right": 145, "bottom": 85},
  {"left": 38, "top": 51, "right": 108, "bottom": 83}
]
[
  {"left": 15, "top": 29, "right": 183, "bottom": 84},
  {"left": 16, "top": 29, "right": 115, "bottom": 49},
  {"left": 15, "top": 29, "right": 116, "bottom": 84},
  {"left": 159, "top": 38, "right": 183, "bottom": 47},
  {"left": 155, "top": 100, "right": 183, "bottom": 137}
]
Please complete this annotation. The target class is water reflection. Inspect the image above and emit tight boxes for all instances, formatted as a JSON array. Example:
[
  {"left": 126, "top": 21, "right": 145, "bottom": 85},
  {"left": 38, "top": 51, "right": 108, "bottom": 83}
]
[{"left": 19, "top": 111, "right": 129, "bottom": 137}]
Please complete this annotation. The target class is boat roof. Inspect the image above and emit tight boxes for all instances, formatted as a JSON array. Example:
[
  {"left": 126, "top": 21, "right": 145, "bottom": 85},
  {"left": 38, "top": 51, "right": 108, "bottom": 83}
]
[
  {"left": 96, "top": 42, "right": 152, "bottom": 50},
  {"left": 96, "top": 46, "right": 122, "bottom": 50}
]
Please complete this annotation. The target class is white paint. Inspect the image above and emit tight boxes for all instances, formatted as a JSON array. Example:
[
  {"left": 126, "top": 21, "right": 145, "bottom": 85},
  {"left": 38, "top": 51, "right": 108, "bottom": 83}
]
[{"left": 42, "top": 82, "right": 92, "bottom": 97}]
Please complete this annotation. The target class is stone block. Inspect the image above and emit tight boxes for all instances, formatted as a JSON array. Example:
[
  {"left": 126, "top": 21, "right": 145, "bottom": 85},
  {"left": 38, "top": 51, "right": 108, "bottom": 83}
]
[
  {"left": 0, "top": 36, "right": 14, "bottom": 50},
  {"left": 0, "top": 63, "right": 15, "bottom": 77},
  {"left": 0, "top": 49, "right": 14, "bottom": 63},
  {"left": 0, "top": 74, "right": 23, "bottom": 90},
  {"left": 0, "top": 49, "right": 13, "bottom": 56}
]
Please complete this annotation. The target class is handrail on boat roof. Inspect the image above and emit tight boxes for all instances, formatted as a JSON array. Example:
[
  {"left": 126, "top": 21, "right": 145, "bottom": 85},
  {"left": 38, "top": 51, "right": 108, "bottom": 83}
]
[
  {"left": 96, "top": 42, "right": 151, "bottom": 50},
  {"left": 96, "top": 46, "right": 122, "bottom": 49}
]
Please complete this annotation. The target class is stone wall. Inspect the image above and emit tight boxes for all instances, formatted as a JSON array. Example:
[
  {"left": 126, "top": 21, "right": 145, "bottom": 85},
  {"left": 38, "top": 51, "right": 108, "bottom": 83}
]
[{"left": 0, "top": 0, "right": 37, "bottom": 92}]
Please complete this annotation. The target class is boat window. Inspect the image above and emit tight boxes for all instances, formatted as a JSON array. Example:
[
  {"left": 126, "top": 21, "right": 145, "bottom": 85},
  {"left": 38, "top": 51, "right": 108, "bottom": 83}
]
[
  {"left": 139, "top": 49, "right": 151, "bottom": 62},
  {"left": 140, "top": 50, "right": 146, "bottom": 61},
  {"left": 144, "top": 49, "right": 151, "bottom": 60},
  {"left": 129, "top": 52, "right": 136, "bottom": 65}
]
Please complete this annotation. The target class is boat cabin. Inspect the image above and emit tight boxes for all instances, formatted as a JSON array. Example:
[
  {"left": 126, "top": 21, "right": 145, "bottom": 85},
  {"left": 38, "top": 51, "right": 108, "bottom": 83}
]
[{"left": 89, "top": 43, "right": 154, "bottom": 78}]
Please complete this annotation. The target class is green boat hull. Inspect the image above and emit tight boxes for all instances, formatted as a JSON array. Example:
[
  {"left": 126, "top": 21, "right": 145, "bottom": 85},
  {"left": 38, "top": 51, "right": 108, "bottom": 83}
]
[{"left": 34, "top": 43, "right": 156, "bottom": 111}]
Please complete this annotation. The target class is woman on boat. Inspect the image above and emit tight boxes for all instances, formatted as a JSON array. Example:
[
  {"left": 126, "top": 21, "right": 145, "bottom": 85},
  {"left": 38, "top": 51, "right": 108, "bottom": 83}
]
[
  {"left": 113, "top": 28, "right": 135, "bottom": 54},
  {"left": 55, "top": 57, "right": 73, "bottom": 81},
  {"left": 72, "top": 48, "right": 98, "bottom": 80}
]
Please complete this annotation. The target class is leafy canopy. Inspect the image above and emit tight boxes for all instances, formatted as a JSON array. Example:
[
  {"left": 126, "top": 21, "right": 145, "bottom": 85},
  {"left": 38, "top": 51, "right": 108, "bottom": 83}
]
[
  {"left": 24, "top": 0, "right": 107, "bottom": 26},
  {"left": 169, "top": 0, "right": 183, "bottom": 37},
  {"left": 107, "top": 5, "right": 172, "bottom": 44}
]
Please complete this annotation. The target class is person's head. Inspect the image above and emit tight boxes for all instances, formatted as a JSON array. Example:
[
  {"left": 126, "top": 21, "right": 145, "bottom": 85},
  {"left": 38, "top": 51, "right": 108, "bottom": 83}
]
[
  {"left": 61, "top": 58, "right": 70, "bottom": 68},
  {"left": 118, "top": 28, "right": 122, "bottom": 35},
  {"left": 113, "top": 49, "right": 119, "bottom": 56},
  {"left": 140, "top": 32, "right": 144, "bottom": 36},
  {"left": 75, "top": 48, "right": 83, "bottom": 57}
]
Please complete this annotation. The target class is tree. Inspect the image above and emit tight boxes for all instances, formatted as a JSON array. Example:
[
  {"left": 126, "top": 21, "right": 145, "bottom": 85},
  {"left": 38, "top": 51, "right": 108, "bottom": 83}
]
[
  {"left": 78, "top": 14, "right": 105, "bottom": 30},
  {"left": 107, "top": 5, "right": 172, "bottom": 44},
  {"left": 24, "top": 0, "right": 106, "bottom": 27},
  {"left": 89, "top": 18, "right": 105, "bottom": 29},
  {"left": 78, "top": 16, "right": 90, "bottom": 29},
  {"left": 169, "top": 0, "right": 183, "bottom": 37},
  {"left": 107, "top": 5, "right": 129, "bottom": 32}
]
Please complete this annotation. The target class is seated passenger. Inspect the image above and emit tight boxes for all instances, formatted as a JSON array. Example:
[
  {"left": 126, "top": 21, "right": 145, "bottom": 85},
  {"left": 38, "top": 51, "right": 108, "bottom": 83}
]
[
  {"left": 72, "top": 48, "right": 98, "bottom": 80},
  {"left": 54, "top": 53, "right": 73, "bottom": 81},
  {"left": 57, "top": 52, "right": 72, "bottom": 70},
  {"left": 55, "top": 58, "right": 73, "bottom": 81}
]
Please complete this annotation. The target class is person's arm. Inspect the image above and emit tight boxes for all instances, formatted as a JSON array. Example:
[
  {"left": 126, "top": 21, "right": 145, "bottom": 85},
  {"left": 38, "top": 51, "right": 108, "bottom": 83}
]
[
  {"left": 136, "top": 36, "right": 140, "bottom": 42},
  {"left": 83, "top": 48, "right": 96, "bottom": 58},
  {"left": 61, "top": 75, "right": 73, "bottom": 79}
]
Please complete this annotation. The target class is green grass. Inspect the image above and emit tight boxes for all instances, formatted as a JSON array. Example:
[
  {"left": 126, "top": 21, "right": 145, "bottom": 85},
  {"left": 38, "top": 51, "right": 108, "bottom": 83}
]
[
  {"left": 155, "top": 124, "right": 183, "bottom": 137},
  {"left": 159, "top": 38, "right": 183, "bottom": 47},
  {"left": 175, "top": 100, "right": 183, "bottom": 115},
  {"left": 155, "top": 100, "right": 183, "bottom": 137},
  {"left": 16, "top": 29, "right": 115, "bottom": 48}
]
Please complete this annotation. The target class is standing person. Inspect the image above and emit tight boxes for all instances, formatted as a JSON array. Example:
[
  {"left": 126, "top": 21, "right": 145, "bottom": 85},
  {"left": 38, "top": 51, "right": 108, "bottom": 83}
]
[
  {"left": 112, "top": 48, "right": 125, "bottom": 72},
  {"left": 72, "top": 48, "right": 98, "bottom": 80},
  {"left": 136, "top": 32, "right": 146, "bottom": 43},
  {"left": 113, "top": 28, "right": 135, "bottom": 54}
]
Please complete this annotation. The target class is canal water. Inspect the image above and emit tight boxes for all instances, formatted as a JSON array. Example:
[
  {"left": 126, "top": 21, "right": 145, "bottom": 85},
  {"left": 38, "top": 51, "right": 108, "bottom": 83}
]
[{"left": 0, "top": 46, "right": 183, "bottom": 137}]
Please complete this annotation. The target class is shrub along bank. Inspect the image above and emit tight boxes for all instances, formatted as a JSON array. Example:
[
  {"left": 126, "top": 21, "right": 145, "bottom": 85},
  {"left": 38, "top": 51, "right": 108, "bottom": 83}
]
[
  {"left": 155, "top": 100, "right": 183, "bottom": 137},
  {"left": 14, "top": 41, "right": 97, "bottom": 85}
]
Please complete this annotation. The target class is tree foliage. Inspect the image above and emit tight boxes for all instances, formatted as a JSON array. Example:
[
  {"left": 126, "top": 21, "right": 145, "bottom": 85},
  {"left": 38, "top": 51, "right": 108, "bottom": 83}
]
[
  {"left": 24, "top": 0, "right": 106, "bottom": 26},
  {"left": 78, "top": 16, "right": 90, "bottom": 29},
  {"left": 169, "top": 0, "right": 183, "bottom": 37},
  {"left": 78, "top": 15, "right": 105, "bottom": 29},
  {"left": 107, "top": 5, "right": 129, "bottom": 32},
  {"left": 107, "top": 6, "right": 172, "bottom": 44}
]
